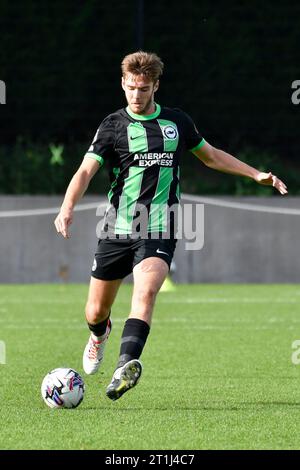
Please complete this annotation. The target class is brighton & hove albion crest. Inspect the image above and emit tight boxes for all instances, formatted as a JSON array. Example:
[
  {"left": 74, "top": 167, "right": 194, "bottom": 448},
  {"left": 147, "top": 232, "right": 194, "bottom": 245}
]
[{"left": 163, "top": 125, "right": 178, "bottom": 140}]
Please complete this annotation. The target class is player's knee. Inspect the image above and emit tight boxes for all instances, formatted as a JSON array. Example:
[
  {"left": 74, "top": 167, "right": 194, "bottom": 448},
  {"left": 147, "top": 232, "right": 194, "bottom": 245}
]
[
  {"left": 85, "top": 302, "right": 110, "bottom": 323},
  {"left": 135, "top": 287, "right": 157, "bottom": 307}
]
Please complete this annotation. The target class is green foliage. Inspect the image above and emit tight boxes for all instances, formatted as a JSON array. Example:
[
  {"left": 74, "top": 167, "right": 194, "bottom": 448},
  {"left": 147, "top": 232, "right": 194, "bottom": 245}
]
[
  {"left": 1, "top": 2, "right": 299, "bottom": 195},
  {"left": 0, "top": 138, "right": 110, "bottom": 195},
  {"left": 181, "top": 146, "right": 296, "bottom": 195},
  {"left": 232, "top": 148, "right": 297, "bottom": 196},
  {"left": 1, "top": 1, "right": 300, "bottom": 163},
  {"left": 0, "top": 141, "right": 296, "bottom": 195},
  {"left": 49, "top": 144, "right": 64, "bottom": 166}
]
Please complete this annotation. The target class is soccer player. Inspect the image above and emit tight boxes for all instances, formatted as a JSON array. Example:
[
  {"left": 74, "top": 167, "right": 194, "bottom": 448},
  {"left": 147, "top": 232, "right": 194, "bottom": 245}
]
[{"left": 54, "top": 51, "right": 288, "bottom": 401}]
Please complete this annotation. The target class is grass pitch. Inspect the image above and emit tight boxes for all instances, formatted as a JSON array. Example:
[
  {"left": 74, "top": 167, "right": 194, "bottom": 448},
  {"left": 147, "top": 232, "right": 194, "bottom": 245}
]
[{"left": 0, "top": 283, "right": 300, "bottom": 450}]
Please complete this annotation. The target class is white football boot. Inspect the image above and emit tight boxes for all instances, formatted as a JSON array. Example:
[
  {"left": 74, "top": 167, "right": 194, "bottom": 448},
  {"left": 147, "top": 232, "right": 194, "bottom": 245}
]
[{"left": 83, "top": 319, "right": 112, "bottom": 375}]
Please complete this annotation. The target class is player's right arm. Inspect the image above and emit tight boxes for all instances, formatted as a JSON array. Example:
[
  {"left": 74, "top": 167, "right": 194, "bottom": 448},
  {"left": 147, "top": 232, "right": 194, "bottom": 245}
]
[{"left": 54, "top": 157, "right": 99, "bottom": 239}]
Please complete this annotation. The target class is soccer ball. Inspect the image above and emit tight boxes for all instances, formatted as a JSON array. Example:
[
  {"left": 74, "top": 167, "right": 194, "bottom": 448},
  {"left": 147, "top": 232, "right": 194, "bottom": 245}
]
[{"left": 41, "top": 368, "right": 85, "bottom": 409}]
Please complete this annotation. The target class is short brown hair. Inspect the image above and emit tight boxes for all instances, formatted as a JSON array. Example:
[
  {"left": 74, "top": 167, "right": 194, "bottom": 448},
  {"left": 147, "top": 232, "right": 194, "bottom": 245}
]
[{"left": 121, "top": 51, "right": 164, "bottom": 82}]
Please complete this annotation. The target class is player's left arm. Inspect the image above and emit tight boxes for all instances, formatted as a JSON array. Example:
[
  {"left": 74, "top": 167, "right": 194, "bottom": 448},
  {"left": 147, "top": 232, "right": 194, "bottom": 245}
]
[{"left": 193, "top": 141, "right": 288, "bottom": 195}]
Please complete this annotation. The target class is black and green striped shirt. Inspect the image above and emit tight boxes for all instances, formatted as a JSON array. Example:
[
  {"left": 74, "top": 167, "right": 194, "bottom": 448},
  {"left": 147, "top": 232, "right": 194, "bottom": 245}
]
[{"left": 85, "top": 103, "right": 205, "bottom": 237}]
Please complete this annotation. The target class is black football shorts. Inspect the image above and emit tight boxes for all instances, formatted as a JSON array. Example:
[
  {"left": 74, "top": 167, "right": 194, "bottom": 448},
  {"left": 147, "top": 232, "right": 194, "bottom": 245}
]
[{"left": 91, "top": 237, "right": 177, "bottom": 281}]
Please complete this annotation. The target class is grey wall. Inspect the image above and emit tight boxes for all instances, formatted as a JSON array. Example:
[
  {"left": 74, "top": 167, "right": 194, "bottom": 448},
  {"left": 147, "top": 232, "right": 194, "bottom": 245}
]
[{"left": 0, "top": 195, "right": 299, "bottom": 283}]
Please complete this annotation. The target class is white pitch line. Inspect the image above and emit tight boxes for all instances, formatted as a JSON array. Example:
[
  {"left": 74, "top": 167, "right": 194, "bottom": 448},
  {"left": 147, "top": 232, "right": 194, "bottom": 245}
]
[
  {"left": 1, "top": 316, "right": 300, "bottom": 325},
  {"left": 0, "top": 297, "right": 299, "bottom": 304},
  {"left": 0, "top": 201, "right": 107, "bottom": 218},
  {"left": 158, "top": 298, "right": 300, "bottom": 304},
  {"left": 1, "top": 323, "right": 298, "bottom": 330},
  {"left": 182, "top": 194, "right": 300, "bottom": 215},
  {"left": 0, "top": 194, "right": 299, "bottom": 217}
]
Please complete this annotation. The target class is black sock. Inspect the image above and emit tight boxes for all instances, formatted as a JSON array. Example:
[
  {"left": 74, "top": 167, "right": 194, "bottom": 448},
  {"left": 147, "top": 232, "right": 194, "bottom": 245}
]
[
  {"left": 87, "top": 311, "right": 110, "bottom": 337},
  {"left": 116, "top": 318, "right": 150, "bottom": 369}
]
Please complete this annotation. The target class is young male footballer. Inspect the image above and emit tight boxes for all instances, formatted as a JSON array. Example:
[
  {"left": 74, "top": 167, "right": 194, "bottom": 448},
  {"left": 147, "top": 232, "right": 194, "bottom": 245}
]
[{"left": 54, "top": 51, "right": 287, "bottom": 400}]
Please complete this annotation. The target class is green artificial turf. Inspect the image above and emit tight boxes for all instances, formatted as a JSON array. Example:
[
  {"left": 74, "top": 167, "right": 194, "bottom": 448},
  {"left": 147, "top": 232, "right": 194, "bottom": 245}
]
[{"left": 0, "top": 283, "right": 300, "bottom": 450}]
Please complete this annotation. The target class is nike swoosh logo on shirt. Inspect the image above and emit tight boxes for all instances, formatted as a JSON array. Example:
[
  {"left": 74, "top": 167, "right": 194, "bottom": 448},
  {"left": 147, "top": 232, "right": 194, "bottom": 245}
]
[{"left": 156, "top": 249, "right": 169, "bottom": 256}]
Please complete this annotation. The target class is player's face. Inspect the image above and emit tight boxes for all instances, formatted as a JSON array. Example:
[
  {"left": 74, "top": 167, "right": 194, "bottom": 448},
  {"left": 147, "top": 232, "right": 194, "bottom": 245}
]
[{"left": 122, "top": 74, "right": 159, "bottom": 115}]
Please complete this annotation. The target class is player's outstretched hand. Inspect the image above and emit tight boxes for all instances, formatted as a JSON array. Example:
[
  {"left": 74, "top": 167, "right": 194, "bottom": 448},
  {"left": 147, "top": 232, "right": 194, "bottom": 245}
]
[
  {"left": 255, "top": 172, "right": 288, "bottom": 195},
  {"left": 54, "top": 208, "right": 73, "bottom": 239}
]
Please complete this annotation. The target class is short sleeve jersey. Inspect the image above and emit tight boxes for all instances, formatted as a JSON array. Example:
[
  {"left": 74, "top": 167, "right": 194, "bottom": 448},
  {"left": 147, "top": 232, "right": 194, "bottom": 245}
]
[{"left": 85, "top": 103, "right": 205, "bottom": 236}]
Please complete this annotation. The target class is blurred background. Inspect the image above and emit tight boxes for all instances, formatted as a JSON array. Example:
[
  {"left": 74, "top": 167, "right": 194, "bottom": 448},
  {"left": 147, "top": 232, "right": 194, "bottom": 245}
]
[{"left": 0, "top": 0, "right": 299, "bottom": 283}]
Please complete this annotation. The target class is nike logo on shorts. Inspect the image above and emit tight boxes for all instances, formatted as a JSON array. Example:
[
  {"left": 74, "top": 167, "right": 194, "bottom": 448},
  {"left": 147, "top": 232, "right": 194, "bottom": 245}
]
[
  {"left": 156, "top": 248, "right": 169, "bottom": 256},
  {"left": 92, "top": 258, "right": 97, "bottom": 271}
]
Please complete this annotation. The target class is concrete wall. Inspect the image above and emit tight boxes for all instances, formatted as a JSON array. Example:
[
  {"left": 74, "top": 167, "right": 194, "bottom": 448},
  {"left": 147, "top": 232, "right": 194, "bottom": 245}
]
[{"left": 0, "top": 195, "right": 299, "bottom": 283}]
